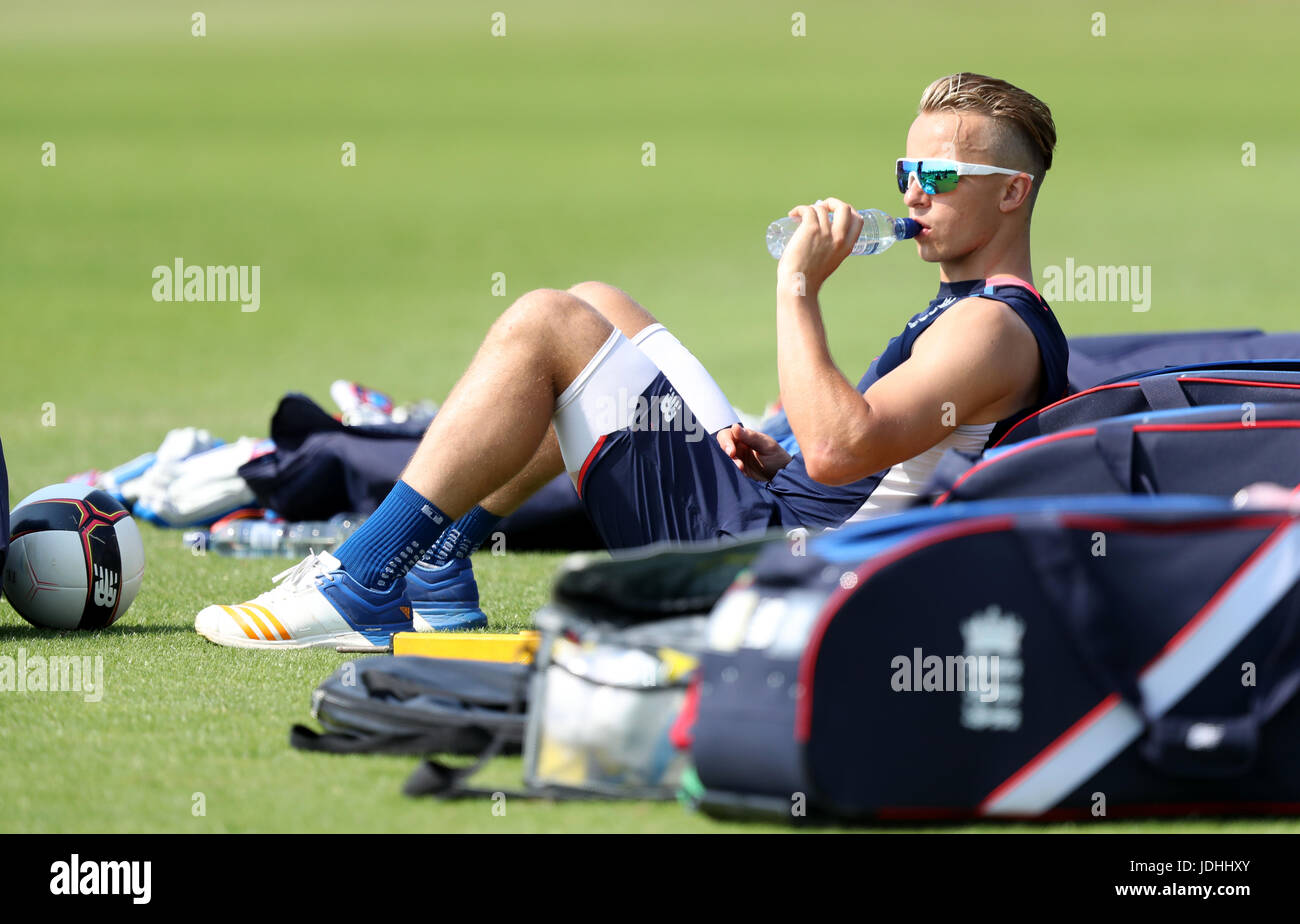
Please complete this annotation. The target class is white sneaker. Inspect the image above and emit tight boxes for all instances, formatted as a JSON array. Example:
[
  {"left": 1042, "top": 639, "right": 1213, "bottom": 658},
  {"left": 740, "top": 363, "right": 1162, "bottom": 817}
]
[{"left": 194, "top": 551, "right": 414, "bottom": 650}]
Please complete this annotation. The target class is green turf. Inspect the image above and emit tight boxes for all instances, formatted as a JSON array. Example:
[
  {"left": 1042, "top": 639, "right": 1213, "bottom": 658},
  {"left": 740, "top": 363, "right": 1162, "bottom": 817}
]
[{"left": 1, "top": 0, "right": 1297, "bottom": 832}]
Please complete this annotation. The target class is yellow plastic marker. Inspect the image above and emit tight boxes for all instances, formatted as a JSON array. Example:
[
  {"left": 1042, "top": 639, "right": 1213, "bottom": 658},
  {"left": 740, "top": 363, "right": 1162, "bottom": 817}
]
[{"left": 391, "top": 631, "right": 541, "bottom": 664}]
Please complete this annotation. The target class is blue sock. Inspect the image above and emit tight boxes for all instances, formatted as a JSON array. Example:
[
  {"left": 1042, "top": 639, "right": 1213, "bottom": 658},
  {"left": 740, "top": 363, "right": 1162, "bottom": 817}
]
[
  {"left": 334, "top": 480, "right": 451, "bottom": 591},
  {"left": 421, "top": 505, "right": 502, "bottom": 567}
]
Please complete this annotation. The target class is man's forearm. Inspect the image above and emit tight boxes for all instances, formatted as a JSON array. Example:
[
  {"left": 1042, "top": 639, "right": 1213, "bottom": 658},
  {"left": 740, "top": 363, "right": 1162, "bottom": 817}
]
[{"left": 776, "top": 290, "right": 875, "bottom": 482}]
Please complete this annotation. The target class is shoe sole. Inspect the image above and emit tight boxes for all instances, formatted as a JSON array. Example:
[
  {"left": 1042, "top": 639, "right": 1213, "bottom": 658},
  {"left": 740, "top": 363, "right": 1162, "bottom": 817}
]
[
  {"left": 411, "top": 607, "right": 488, "bottom": 632},
  {"left": 195, "top": 626, "right": 399, "bottom": 650}
]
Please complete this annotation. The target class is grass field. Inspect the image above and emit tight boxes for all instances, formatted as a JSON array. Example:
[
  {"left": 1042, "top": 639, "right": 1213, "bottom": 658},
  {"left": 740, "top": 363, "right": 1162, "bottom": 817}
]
[{"left": 2, "top": 0, "right": 1297, "bottom": 832}]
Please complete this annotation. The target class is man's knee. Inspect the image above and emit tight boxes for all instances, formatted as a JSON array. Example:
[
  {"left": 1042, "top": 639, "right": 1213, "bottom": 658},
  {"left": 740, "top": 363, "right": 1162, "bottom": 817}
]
[
  {"left": 499, "top": 287, "right": 598, "bottom": 333},
  {"left": 493, "top": 288, "right": 613, "bottom": 356},
  {"left": 567, "top": 280, "right": 620, "bottom": 304},
  {"left": 567, "top": 281, "right": 658, "bottom": 337}
]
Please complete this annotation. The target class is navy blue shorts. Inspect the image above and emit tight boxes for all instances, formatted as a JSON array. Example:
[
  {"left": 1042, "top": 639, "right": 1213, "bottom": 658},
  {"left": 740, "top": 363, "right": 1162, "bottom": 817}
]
[{"left": 576, "top": 374, "right": 884, "bottom": 549}]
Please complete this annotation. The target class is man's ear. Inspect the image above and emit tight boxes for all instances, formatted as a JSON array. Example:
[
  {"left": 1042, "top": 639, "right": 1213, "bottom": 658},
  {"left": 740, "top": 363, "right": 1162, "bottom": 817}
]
[{"left": 999, "top": 174, "right": 1034, "bottom": 213}]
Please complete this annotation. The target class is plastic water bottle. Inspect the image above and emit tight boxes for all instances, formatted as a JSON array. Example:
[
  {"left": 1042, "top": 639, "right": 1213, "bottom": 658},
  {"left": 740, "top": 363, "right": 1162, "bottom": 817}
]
[
  {"left": 198, "top": 519, "right": 285, "bottom": 558},
  {"left": 283, "top": 514, "right": 365, "bottom": 557},
  {"left": 766, "top": 208, "right": 921, "bottom": 259},
  {"left": 199, "top": 513, "right": 366, "bottom": 558}
]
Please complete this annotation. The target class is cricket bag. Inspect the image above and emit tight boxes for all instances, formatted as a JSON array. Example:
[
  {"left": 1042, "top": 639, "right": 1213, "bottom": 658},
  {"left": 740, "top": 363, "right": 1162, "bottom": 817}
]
[
  {"left": 927, "top": 403, "right": 1300, "bottom": 505},
  {"left": 997, "top": 361, "right": 1300, "bottom": 447},
  {"left": 689, "top": 494, "right": 1300, "bottom": 822},
  {"left": 1065, "top": 331, "right": 1300, "bottom": 391}
]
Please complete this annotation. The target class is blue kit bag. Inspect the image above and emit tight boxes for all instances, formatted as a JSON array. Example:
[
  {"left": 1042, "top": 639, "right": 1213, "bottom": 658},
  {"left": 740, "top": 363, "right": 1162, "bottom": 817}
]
[
  {"left": 1065, "top": 331, "right": 1300, "bottom": 391},
  {"left": 926, "top": 403, "right": 1300, "bottom": 505},
  {"left": 996, "top": 362, "right": 1300, "bottom": 447},
  {"left": 689, "top": 495, "right": 1300, "bottom": 822}
]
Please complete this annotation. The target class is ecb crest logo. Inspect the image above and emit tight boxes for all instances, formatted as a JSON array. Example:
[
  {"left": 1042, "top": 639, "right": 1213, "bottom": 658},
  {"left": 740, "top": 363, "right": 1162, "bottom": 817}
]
[{"left": 959, "top": 605, "right": 1024, "bottom": 731}]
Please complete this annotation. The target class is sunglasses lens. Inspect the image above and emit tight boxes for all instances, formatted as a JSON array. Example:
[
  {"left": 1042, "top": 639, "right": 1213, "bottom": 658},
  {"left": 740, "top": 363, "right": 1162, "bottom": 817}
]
[
  {"left": 895, "top": 161, "right": 914, "bottom": 193},
  {"left": 896, "top": 160, "right": 959, "bottom": 195},
  {"left": 924, "top": 168, "right": 959, "bottom": 193}
]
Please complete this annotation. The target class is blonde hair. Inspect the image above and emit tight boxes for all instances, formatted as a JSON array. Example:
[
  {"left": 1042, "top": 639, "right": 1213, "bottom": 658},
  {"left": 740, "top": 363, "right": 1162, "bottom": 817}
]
[{"left": 918, "top": 73, "right": 1056, "bottom": 200}]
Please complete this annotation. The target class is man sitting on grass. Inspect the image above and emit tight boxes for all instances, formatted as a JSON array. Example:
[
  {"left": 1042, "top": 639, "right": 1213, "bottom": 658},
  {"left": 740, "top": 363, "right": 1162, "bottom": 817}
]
[{"left": 195, "top": 72, "right": 1068, "bottom": 649}]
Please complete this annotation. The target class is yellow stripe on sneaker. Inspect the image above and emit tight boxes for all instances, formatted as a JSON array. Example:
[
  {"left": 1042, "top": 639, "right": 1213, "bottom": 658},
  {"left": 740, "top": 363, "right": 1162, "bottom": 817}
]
[
  {"left": 240, "top": 605, "right": 275, "bottom": 641},
  {"left": 246, "top": 603, "right": 291, "bottom": 641},
  {"left": 222, "top": 605, "right": 260, "bottom": 640}
]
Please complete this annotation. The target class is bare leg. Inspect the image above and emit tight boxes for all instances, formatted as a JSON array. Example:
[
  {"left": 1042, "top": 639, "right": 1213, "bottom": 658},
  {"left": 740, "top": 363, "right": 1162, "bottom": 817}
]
[
  {"left": 399, "top": 289, "right": 616, "bottom": 517},
  {"left": 478, "top": 425, "right": 564, "bottom": 516}
]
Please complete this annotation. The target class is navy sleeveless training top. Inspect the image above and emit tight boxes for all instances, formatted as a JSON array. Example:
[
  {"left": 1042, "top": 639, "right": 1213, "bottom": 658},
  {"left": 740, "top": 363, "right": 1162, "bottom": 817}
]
[{"left": 760, "top": 274, "right": 1070, "bottom": 528}]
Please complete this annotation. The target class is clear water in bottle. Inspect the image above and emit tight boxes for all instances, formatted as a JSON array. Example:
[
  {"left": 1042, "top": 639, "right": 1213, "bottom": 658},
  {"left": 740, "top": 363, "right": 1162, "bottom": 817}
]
[
  {"left": 206, "top": 519, "right": 287, "bottom": 558},
  {"left": 283, "top": 513, "right": 365, "bottom": 557},
  {"left": 766, "top": 208, "right": 921, "bottom": 259},
  {"left": 201, "top": 513, "right": 366, "bottom": 558}
]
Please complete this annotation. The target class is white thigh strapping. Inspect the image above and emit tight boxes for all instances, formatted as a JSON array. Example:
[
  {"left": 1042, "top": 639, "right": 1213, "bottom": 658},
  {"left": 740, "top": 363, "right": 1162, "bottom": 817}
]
[
  {"left": 629, "top": 323, "right": 739, "bottom": 435},
  {"left": 553, "top": 330, "right": 661, "bottom": 473}
]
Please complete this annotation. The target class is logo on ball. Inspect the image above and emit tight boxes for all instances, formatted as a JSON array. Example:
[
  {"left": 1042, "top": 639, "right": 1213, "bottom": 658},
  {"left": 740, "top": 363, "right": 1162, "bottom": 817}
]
[{"left": 3, "top": 484, "right": 146, "bottom": 631}]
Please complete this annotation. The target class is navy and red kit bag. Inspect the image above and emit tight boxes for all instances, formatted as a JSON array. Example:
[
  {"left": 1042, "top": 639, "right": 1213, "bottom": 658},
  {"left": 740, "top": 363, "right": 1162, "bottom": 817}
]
[
  {"left": 689, "top": 494, "right": 1300, "bottom": 822},
  {"left": 996, "top": 362, "right": 1300, "bottom": 447},
  {"left": 925, "top": 403, "right": 1300, "bottom": 506},
  {"left": 1065, "top": 333, "right": 1300, "bottom": 391}
]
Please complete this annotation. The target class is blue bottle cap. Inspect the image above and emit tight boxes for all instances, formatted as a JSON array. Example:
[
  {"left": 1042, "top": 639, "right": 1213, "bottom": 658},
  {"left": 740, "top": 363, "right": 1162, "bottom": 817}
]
[{"left": 897, "top": 218, "right": 923, "bottom": 240}]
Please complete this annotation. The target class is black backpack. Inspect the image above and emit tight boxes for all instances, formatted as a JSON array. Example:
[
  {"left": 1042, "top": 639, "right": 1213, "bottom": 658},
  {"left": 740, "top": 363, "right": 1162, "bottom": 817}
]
[{"left": 290, "top": 655, "right": 531, "bottom": 757}]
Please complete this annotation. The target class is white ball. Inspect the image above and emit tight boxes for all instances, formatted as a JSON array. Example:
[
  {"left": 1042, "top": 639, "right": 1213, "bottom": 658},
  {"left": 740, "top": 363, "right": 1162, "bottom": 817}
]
[{"left": 3, "top": 484, "right": 146, "bottom": 630}]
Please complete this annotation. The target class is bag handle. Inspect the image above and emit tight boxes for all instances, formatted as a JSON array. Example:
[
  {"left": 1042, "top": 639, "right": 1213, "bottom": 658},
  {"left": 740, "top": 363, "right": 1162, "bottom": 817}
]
[
  {"left": 289, "top": 725, "right": 489, "bottom": 756},
  {"left": 402, "top": 667, "right": 532, "bottom": 799},
  {"left": 402, "top": 763, "right": 624, "bottom": 802},
  {"left": 1092, "top": 420, "right": 1150, "bottom": 494},
  {"left": 1017, "top": 523, "right": 1300, "bottom": 779},
  {"left": 1138, "top": 375, "right": 1191, "bottom": 410},
  {"left": 396, "top": 662, "right": 639, "bottom": 802}
]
